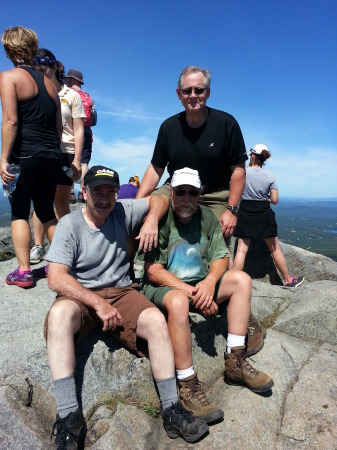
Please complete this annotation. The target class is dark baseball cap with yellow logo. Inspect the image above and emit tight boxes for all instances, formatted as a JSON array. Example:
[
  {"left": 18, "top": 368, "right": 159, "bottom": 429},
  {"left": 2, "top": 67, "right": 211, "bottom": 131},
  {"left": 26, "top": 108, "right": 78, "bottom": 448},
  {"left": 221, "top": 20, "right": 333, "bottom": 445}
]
[{"left": 84, "top": 165, "right": 120, "bottom": 189}]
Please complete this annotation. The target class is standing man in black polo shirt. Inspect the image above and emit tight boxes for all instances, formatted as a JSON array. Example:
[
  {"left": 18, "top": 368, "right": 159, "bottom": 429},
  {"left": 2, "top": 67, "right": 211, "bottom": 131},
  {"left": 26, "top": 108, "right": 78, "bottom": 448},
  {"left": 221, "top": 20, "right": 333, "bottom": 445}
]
[
  {"left": 136, "top": 67, "right": 265, "bottom": 356},
  {"left": 136, "top": 65, "right": 248, "bottom": 240}
]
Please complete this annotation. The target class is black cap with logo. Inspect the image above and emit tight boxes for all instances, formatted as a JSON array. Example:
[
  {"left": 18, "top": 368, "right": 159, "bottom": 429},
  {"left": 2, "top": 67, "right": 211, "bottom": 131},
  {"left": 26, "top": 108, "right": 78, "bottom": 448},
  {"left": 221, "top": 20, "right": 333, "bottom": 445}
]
[{"left": 84, "top": 165, "right": 120, "bottom": 189}]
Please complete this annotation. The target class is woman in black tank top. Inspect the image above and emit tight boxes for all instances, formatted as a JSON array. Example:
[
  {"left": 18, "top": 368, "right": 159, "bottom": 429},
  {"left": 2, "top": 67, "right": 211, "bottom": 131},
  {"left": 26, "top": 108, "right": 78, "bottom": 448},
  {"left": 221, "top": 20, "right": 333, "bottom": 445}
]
[{"left": 0, "top": 26, "right": 62, "bottom": 288}]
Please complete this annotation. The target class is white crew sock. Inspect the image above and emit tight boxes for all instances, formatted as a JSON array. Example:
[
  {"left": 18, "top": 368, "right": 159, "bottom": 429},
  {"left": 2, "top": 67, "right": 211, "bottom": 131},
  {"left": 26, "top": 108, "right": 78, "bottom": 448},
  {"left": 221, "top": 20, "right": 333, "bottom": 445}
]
[
  {"left": 176, "top": 366, "right": 195, "bottom": 380},
  {"left": 226, "top": 333, "right": 245, "bottom": 353}
]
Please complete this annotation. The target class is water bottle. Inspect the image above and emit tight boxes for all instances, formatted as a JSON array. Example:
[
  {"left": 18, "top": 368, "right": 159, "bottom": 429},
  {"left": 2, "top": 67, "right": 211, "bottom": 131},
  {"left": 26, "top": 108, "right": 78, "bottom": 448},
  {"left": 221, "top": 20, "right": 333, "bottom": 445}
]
[
  {"left": 62, "top": 166, "right": 73, "bottom": 179},
  {"left": 3, "top": 164, "right": 21, "bottom": 197}
]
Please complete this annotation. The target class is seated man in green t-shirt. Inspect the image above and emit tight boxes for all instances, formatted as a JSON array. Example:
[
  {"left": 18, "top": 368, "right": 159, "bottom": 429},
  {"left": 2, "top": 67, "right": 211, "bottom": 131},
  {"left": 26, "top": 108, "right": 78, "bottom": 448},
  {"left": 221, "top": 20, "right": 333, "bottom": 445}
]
[{"left": 140, "top": 167, "right": 274, "bottom": 425}]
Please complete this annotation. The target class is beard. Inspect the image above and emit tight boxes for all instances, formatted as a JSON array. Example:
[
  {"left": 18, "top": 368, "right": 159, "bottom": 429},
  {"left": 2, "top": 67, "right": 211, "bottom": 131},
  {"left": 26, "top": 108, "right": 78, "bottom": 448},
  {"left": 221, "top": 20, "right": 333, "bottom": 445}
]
[{"left": 173, "top": 204, "right": 197, "bottom": 220}]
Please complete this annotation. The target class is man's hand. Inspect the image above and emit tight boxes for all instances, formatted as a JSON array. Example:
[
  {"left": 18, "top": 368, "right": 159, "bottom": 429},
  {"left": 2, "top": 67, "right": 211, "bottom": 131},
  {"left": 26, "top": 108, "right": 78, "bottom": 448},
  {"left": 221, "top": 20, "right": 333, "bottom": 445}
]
[
  {"left": 95, "top": 298, "right": 123, "bottom": 331},
  {"left": 191, "top": 277, "right": 216, "bottom": 311},
  {"left": 201, "top": 300, "right": 218, "bottom": 317},
  {"left": 135, "top": 216, "right": 158, "bottom": 252},
  {"left": 220, "top": 210, "right": 237, "bottom": 237}
]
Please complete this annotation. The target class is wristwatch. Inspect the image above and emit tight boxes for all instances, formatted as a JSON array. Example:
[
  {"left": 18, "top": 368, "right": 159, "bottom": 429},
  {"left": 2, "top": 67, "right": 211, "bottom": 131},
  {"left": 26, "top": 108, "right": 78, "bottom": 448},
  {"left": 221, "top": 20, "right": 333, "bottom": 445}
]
[{"left": 227, "top": 205, "right": 238, "bottom": 214}]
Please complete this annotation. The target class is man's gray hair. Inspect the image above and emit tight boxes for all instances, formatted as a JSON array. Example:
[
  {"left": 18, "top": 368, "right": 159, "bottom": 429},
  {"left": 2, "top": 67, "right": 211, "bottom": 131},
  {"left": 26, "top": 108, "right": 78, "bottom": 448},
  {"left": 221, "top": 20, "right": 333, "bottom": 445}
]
[{"left": 178, "top": 66, "right": 211, "bottom": 90}]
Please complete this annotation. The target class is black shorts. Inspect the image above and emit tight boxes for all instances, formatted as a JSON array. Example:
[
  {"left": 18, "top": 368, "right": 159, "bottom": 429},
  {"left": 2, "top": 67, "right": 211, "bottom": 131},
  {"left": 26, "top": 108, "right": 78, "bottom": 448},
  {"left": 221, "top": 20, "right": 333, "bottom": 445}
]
[
  {"left": 56, "top": 154, "right": 74, "bottom": 186},
  {"left": 9, "top": 156, "right": 61, "bottom": 223},
  {"left": 81, "top": 128, "right": 92, "bottom": 164}
]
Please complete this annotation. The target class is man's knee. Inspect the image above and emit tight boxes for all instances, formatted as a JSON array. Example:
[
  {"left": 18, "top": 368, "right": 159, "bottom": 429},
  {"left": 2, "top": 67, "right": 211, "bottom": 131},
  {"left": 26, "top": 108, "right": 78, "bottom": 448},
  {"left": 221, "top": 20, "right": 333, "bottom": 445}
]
[
  {"left": 137, "top": 307, "right": 170, "bottom": 341},
  {"left": 164, "top": 292, "right": 190, "bottom": 325},
  {"left": 47, "top": 300, "right": 82, "bottom": 336}
]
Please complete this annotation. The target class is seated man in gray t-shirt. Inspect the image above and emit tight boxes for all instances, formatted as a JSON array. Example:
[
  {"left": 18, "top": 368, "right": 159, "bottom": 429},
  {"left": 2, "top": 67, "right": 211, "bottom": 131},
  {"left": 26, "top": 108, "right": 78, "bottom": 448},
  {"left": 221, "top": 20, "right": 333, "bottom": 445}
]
[{"left": 44, "top": 165, "right": 209, "bottom": 448}]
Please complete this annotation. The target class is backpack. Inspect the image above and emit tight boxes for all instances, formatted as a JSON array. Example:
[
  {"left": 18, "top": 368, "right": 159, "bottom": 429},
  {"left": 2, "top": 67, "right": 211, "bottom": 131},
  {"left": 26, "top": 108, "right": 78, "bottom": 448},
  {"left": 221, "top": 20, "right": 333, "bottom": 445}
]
[{"left": 76, "top": 89, "right": 97, "bottom": 127}]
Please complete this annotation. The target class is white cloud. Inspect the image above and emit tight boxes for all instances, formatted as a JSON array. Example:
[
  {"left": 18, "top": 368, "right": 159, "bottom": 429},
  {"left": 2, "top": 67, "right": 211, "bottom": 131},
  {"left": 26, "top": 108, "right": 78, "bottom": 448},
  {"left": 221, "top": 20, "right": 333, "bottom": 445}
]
[
  {"left": 99, "top": 110, "right": 165, "bottom": 122},
  {"left": 89, "top": 135, "right": 159, "bottom": 185},
  {"left": 89, "top": 134, "right": 337, "bottom": 197},
  {"left": 267, "top": 146, "right": 337, "bottom": 198}
]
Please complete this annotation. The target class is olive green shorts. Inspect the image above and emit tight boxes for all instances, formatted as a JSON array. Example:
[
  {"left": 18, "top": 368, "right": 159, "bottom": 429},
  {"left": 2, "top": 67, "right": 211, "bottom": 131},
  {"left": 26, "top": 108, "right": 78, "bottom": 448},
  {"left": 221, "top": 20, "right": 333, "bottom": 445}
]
[{"left": 141, "top": 271, "right": 227, "bottom": 310}]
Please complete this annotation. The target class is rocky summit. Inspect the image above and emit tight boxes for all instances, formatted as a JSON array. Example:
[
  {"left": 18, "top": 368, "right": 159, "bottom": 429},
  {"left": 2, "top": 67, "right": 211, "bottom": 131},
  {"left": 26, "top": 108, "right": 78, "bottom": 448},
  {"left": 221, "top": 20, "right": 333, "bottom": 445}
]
[{"left": 0, "top": 220, "right": 336, "bottom": 449}]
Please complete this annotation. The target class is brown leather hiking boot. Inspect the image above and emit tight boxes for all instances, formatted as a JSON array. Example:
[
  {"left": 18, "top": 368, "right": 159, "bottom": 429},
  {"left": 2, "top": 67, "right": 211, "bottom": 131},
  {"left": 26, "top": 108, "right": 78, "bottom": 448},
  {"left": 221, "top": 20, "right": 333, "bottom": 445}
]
[
  {"left": 246, "top": 314, "right": 267, "bottom": 356},
  {"left": 224, "top": 346, "right": 274, "bottom": 393},
  {"left": 178, "top": 373, "right": 224, "bottom": 424}
]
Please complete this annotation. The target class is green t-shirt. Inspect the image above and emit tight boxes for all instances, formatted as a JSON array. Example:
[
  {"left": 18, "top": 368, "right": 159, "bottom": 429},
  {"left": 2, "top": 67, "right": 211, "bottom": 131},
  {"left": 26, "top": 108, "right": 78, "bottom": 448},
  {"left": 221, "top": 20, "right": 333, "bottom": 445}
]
[{"left": 140, "top": 205, "right": 229, "bottom": 284}]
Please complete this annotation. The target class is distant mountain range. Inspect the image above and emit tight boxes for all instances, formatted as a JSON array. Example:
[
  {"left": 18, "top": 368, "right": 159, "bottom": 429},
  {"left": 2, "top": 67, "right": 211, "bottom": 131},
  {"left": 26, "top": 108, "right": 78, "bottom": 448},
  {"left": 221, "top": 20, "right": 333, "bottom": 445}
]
[
  {"left": 272, "top": 199, "right": 337, "bottom": 261},
  {"left": 1, "top": 194, "right": 336, "bottom": 261}
]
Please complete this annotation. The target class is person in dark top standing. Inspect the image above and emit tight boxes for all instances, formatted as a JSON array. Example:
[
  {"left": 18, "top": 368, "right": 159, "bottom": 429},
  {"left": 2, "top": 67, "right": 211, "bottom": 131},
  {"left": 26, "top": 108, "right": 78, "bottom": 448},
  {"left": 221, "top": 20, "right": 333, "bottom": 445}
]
[
  {"left": 136, "top": 65, "right": 248, "bottom": 240},
  {"left": 135, "top": 66, "right": 264, "bottom": 351},
  {"left": 117, "top": 174, "right": 140, "bottom": 199},
  {"left": 0, "top": 26, "right": 62, "bottom": 288}
]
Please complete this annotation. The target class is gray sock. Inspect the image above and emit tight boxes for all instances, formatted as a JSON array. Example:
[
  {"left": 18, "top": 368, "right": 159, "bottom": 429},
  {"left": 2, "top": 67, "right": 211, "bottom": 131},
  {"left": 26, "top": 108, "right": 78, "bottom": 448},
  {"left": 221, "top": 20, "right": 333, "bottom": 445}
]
[
  {"left": 52, "top": 375, "right": 79, "bottom": 418},
  {"left": 156, "top": 377, "right": 178, "bottom": 411}
]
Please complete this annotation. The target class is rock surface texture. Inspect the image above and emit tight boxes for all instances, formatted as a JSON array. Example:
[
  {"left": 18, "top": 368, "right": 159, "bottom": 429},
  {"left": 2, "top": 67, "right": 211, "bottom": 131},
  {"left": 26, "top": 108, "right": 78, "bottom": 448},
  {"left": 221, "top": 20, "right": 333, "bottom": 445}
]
[{"left": 0, "top": 223, "right": 336, "bottom": 449}]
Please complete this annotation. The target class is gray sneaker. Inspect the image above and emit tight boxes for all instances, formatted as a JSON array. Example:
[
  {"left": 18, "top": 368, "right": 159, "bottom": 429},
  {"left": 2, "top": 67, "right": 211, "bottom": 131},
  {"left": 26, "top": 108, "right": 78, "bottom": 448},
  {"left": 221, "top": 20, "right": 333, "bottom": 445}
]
[
  {"left": 30, "top": 245, "right": 45, "bottom": 264},
  {"left": 283, "top": 275, "right": 304, "bottom": 288}
]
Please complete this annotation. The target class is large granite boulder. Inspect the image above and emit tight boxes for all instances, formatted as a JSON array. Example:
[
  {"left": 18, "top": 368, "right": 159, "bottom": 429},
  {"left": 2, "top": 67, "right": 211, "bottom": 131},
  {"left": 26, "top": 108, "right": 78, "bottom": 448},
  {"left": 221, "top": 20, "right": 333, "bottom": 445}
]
[{"left": 0, "top": 241, "right": 336, "bottom": 448}]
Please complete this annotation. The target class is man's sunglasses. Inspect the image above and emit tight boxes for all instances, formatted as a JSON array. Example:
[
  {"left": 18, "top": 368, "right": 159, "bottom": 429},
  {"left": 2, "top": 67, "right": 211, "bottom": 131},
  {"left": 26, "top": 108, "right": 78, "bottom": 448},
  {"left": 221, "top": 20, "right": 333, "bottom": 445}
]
[
  {"left": 174, "top": 189, "right": 200, "bottom": 197},
  {"left": 180, "top": 87, "right": 206, "bottom": 96}
]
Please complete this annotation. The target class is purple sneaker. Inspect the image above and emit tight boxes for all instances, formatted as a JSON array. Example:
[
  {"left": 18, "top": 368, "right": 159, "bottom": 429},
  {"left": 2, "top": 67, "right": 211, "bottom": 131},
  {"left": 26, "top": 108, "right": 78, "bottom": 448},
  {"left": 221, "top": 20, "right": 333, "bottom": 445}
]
[
  {"left": 32, "top": 264, "right": 49, "bottom": 279},
  {"left": 6, "top": 267, "right": 34, "bottom": 288}
]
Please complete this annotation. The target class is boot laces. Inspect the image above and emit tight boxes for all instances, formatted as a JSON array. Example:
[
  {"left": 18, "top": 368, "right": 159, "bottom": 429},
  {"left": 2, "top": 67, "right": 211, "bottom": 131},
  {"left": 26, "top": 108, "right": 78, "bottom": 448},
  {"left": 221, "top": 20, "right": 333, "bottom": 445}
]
[
  {"left": 186, "top": 378, "right": 211, "bottom": 406},
  {"left": 234, "top": 350, "right": 259, "bottom": 377}
]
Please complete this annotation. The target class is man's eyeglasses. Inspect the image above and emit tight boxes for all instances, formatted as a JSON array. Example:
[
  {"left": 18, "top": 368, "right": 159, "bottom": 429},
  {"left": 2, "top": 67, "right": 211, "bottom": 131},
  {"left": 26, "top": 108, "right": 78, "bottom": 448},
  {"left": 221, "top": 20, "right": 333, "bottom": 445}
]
[
  {"left": 180, "top": 87, "right": 206, "bottom": 96},
  {"left": 174, "top": 189, "right": 200, "bottom": 197}
]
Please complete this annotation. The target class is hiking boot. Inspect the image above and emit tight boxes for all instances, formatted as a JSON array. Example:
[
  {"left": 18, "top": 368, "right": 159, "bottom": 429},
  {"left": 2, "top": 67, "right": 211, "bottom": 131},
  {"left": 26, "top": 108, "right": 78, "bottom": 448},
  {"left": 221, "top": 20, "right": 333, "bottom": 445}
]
[
  {"left": 30, "top": 245, "right": 45, "bottom": 264},
  {"left": 162, "top": 401, "right": 209, "bottom": 443},
  {"left": 178, "top": 373, "right": 224, "bottom": 423},
  {"left": 69, "top": 192, "right": 77, "bottom": 204},
  {"left": 51, "top": 409, "right": 86, "bottom": 449},
  {"left": 32, "top": 264, "right": 48, "bottom": 278},
  {"left": 77, "top": 191, "right": 85, "bottom": 203},
  {"left": 284, "top": 275, "right": 304, "bottom": 288},
  {"left": 224, "top": 346, "right": 274, "bottom": 393},
  {"left": 246, "top": 313, "right": 266, "bottom": 357},
  {"left": 6, "top": 267, "right": 34, "bottom": 288}
]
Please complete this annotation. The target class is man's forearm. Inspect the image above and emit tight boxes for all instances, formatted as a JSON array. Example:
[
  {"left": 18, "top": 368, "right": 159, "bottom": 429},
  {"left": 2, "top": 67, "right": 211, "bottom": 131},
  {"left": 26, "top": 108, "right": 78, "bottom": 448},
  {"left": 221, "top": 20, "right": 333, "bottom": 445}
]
[
  {"left": 228, "top": 164, "right": 246, "bottom": 206},
  {"left": 207, "top": 258, "right": 228, "bottom": 283},
  {"left": 147, "top": 194, "right": 169, "bottom": 223},
  {"left": 147, "top": 264, "right": 193, "bottom": 296},
  {"left": 136, "top": 164, "right": 164, "bottom": 198},
  {"left": 48, "top": 266, "right": 104, "bottom": 310}
]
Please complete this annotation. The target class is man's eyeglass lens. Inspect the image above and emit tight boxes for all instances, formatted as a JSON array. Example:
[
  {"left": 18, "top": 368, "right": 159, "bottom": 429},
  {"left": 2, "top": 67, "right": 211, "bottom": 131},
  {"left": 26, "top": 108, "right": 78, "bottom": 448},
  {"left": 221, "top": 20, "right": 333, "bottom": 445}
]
[
  {"left": 181, "top": 87, "right": 206, "bottom": 96},
  {"left": 174, "top": 189, "right": 199, "bottom": 197}
]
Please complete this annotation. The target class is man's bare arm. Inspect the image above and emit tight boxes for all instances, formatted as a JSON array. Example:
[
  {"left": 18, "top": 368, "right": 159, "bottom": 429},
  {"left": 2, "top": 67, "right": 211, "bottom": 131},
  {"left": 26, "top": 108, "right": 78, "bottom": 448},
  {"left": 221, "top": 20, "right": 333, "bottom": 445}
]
[
  {"left": 220, "top": 163, "right": 246, "bottom": 237},
  {"left": 136, "top": 163, "right": 165, "bottom": 198},
  {"left": 146, "top": 262, "right": 194, "bottom": 296},
  {"left": 136, "top": 194, "right": 169, "bottom": 252}
]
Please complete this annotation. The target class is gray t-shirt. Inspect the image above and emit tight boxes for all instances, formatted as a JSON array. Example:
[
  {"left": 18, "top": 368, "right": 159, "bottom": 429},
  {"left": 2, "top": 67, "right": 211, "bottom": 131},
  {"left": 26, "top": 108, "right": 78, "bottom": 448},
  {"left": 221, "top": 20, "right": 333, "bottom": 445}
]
[
  {"left": 46, "top": 199, "right": 148, "bottom": 289},
  {"left": 241, "top": 167, "right": 278, "bottom": 201}
]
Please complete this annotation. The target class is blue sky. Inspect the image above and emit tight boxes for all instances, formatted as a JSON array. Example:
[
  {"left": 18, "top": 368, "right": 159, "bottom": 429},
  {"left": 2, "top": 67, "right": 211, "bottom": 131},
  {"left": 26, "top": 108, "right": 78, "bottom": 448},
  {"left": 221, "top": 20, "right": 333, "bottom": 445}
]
[{"left": 1, "top": 0, "right": 337, "bottom": 198}]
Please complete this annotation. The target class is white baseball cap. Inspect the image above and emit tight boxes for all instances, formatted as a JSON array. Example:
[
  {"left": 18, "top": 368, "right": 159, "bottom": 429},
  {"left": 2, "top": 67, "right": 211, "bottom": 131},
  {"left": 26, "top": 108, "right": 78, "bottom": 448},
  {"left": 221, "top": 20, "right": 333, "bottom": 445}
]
[
  {"left": 171, "top": 167, "right": 201, "bottom": 189},
  {"left": 250, "top": 144, "right": 268, "bottom": 155}
]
